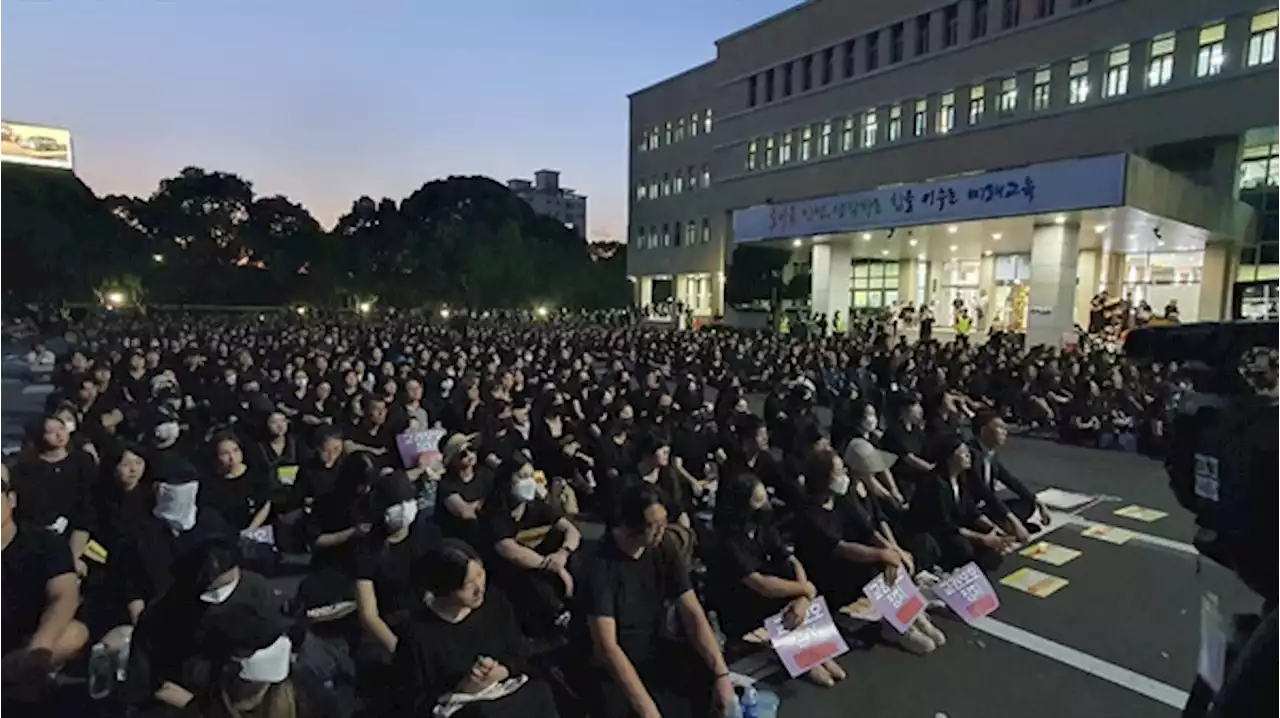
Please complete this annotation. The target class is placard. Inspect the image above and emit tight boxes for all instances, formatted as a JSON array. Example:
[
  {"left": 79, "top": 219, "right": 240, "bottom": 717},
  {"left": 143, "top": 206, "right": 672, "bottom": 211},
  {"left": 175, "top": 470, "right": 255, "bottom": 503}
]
[
  {"left": 862, "top": 570, "right": 926, "bottom": 634},
  {"left": 396, "top": 428, "right": 446, "bottom": 470},
  {"left": 1113, "top": 505, "right": 1168, "bottom": 522},
  {"left": 999, "top": 567, "right": 1069, "bottom": 598},
  {"left": 764, "top": 597, "right": 851, "bottom": 678},
  {"left": 934, "top": 562, "right": 1000, "bottom": 625},
  {"left": 1019, "top": 541, "right": 1082, "bottom": 567},
  {"left": 1080, "top": 523, "right": 1136, "bottom": 545}
]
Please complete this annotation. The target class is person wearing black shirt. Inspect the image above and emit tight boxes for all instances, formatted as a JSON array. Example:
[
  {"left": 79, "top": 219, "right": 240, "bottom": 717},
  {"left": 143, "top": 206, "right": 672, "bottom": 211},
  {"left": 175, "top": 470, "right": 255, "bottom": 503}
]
[
  {"left": 907, "top": 436, "right": 1012, "bottom": 572},
  {"left": 290, "top": 428, "right": 345, "bottom": 512},
  {"left": 882, "top": 395, "right": 933, "bottom": 502},
  {"left": 722, "top": 414, "right": 799, "bottom": 510},
  {"left": 10, "top": 415, "right": 96, "bottom": 578},
  {"left": 970, "top": 412, "right": 1048, "bottom": 540},
  {"left": 570, "top": 483, "right": 734, "bottom": 718},
  {"left": 254, "top": 411, "right": 308, "bottom": 489},
  {"left": 434, "top": 434, "right": 492, "bottom": 545},
  {"left": 1, "top": 467, "right": 89, "bottom": 702},
  {"left": 479, "top": 459, "right": 581, "bottom": 637},
  {"left": 201, "top": 434, "right": 274, "bottom": 532}
]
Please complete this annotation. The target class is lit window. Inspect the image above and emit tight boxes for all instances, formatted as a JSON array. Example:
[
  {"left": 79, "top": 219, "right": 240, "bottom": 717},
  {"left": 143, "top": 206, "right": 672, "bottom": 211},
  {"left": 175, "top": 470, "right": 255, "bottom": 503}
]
[
  {"left": 675, "top": 119, "right": 685, "bottom": 142},
  {"left": 704, "top": 109, "right": 713, "bottom": 134},
  {"left": 938, "top": 92, "right": 956, "bottom": 134},
  {"left": 637, "top": 133, "right": 647, "bottom": 153},
  {"left": 648, "top": 179, "right": 658, "bottom": 197},
  {"left": 1068, "top": 58, "right": 1090, "bottom": 104},
  {"left": 662, "top": 225, "right": 671, "bottom": 247},
  {"left": 998, "top": 77, "right": 1017, "bottom": 113},
  {"left": 746, "top": 141, "right": 758, "bottom": 170},
  {"left": 1103, "top": 45, "right": 1130, "bottom": 97},
  {"left": 820, "top": 121, "right": 833, "bottom": 156},
  {"left": 1196, "top": 24, "right": 1226, "bottom": 77},
  {"left": 673, "top": 174, "right": 683, "bottom": 194},
  {"left": 968, "top": 85, "right": 986, "bottom": 124},
  {"left": 781, "top": 132, "right": 795, "bottom": 163},
  {"left": 1148, "top": 33, "right": 1175, "bottom": 87},
  {"left": 637, "top": 184, "right": 647, "bottom": 201},
  {"left": 765, "top": 137, "right": 776, "bottom": 167},
  {"left": 690, "top": 112, "right": 699, "bottom": 137},
  {"left": 912, "top": 99, "right": 928, "bottom": 137},
  {"left": 688, "top": 166, "right": 698, "bottom": 190},
  {"left": 701, "top": 219, "right": 711, "bottom": 244},
  {"left": 686, "top": 222, "right": 697, "bottom": 246},
  {"left": 841, "top": 117, "right": 855, "bottom": 152},
  {"left": 862, "top": 110, "right": 878, "bottom": 148},
  {"left": 1247, "top": 11, "right": 1278, "bottom": 66},
  {"left": 664, "top": 122, "right": 672, "bottom": 145},
  {"left": 888, "top": 105, "right": 902, "bottom": 141},
  {"left": 701, "top": 164, "right": 710, "bottom": 186},
  {"left": 661, "top": 173, "right": 670, "bottom": 196},
  {"left": 649, "top": 126, "right": 660, "bottom": 150},
  {"left": 800, "top": 127, "right": 813, "bottom": 161},
  {"left": 1033, "top": 67, "right": 1051, "bottom": 110}
]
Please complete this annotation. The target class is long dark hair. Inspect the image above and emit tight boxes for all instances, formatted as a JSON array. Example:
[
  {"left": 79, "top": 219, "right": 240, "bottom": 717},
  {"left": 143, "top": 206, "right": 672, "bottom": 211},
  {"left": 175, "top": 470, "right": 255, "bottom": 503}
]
[
  {"left": 712, "top": 473, "right": 762, "bottom": 533},
  {"left": 484, "top": 458, "right": 533, "bottom": 516},
  {"left": 803, "top": 447, "right": 839, "bottom": 503}
]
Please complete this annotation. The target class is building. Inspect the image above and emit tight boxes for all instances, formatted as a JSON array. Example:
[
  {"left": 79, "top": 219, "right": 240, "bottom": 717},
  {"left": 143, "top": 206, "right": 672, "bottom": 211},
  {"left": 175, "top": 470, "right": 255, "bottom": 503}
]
[
  {"left": 627, "top": 0, "right": 1279, "bottom": 341},
  {"left": 508, "top": 170, "right": 588, "bottom": 239}
]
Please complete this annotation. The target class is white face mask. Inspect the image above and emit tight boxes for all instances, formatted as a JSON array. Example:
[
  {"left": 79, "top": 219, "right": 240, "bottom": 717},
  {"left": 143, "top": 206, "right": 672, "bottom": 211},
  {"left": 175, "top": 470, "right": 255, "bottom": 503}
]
[
  {"left": 861, "top": 415, "right": 878, "bottom": 433},
  {"left": 294, "top": 376, "right": 308, "bottom": 389},
  {"left": 238, "top": 635, "right": 292, "bottom": 684},
  {"left": 154, "top": 481, "right": 199, "bottom": 533},
  {"left": 830, "top": 473, "right": 851, "bottom": 496},
  {"left": 384, "top": 500, "right": 419, "bottom": 532},
  {"left": 155, "top": 421, "right": 181, "bottom": 443},
  {"left": 225, "top": 374, "right": 238, "bottom": 386},
  {"left": 511, "top": 477, "right": 538, "bottom": 503},
  {"left": 200, "top": 571, "right": 240, "bottom": 604}
]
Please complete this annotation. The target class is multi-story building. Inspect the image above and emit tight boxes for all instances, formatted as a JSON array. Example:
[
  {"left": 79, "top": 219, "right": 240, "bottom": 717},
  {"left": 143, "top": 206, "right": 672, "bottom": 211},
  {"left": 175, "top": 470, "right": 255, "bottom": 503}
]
[
  {"left": 508, "top": 170, "right": 588, "bottom": 239},
  {"left": 628, "top": 0, "right": 1278, "bottom": 342}
]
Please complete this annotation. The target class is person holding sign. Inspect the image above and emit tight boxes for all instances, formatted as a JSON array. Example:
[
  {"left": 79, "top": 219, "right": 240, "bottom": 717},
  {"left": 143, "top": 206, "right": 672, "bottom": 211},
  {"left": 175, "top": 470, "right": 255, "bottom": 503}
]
[
  {"left": 792, "top": 448, "right": 946, "bottom": 655},
  {"left": 908, "top": 435, "right": 1013, "bottom": 572},
  {"left": 706, "top": 473, "right": 847, "bottom": 687}
]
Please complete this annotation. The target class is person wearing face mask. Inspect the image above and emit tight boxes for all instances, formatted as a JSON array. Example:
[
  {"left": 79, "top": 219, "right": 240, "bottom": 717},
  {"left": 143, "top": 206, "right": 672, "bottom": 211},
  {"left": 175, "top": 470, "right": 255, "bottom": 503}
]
[
  {"left": 707, "top": 473, "right": 846, "bottom": 688},
  {"left": 353, "top": 471, "right": 442, "bottom": 659},
  {"left": 478, "top": 459, "right": 581, "bottom": 637}
]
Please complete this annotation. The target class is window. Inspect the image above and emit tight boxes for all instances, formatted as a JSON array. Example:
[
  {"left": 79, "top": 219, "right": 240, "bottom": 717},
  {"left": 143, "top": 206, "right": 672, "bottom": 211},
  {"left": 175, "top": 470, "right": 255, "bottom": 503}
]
[
  {"left": 972, "top": 0, "right": 989, "bottom": 39},
  {"left": 747, "top": 76, "right": 758, "bottom": 107},
  {"left": 649, "top": 127, "right": 660, "bottom": 150},
  {"left": 820, "top": 121, "right": 833, "bottom": 156},
  {"left": 842, "top": 40, "right": 856, "bottom": 77},
  {"left": 915, "top": 14, "right": 931, "bottom": 56},
  {"left": 800, "top": 127, "right": 813, "bottom": 161},
  {"left": 912, "top": 100, "right": 928, "bottom": 137},
  {"left": 637, "top": 132, "right": 647, "bottom": 153},
  {"left": 1104, "top": 45, "right": 1130, "bottom": 97},
  {"left": 943, "top": 4, "right": 959, "bottom": 47},
  {"left": 841, "top": 117, "right": 855, "bottom": 151},
  {"left": 674, "top": 119, "right": 685, "bottom": 142},
  {"left": 968, "top": 85, "right": 986, "bottom": 124},
  {"left": 685, "top": 222, "right": 697, "bottom": 246},
  {"left": 821, "top": 47, "right": 834, "bottom": 85},
  {"left": 704, "top": 110, "right": 712, "bottom": 134},
  {"left": 690, "top": 112, "right": 699, "bottom": 137},
  {"left": 765, "top": 137, "right": 776, "bottom": 167},
  {"left": 662, "top": 224, "right": 671, "bottom": 247},
  {"left": 1238, "top": 143, "right": 1279, "bottom": 189},
  {"left": 648, "top": 179, "right": 658, "bottom": 197},
  {"left": 764, "top": 68, "right": 775, "bottom": 102},
  {"left": 1068, "top": 58, "right": 1089, "bottom": 104},
  {"left": 937, "top": 92, "right": 955, "bottom": 133},
  {"left": 673, "top": 221, "right": 682, "bottom": 246},
  {"left": 661, "top": 173, "right": 670, "bottom": 196},
  {"left": 866, "top": 32, "right": 880, "bottom": 71},
  {"left": 688, "top": 166, "right": 698, "bottom": 191},
  {"left": 1001, "top": 0, "right": 1019, "bottom": 30},
  {"left": 780, "top": 132, "right": 794, "bottom": 163},
  {"left": 664, "top": 122, "right": 672, "bottom": 145},
  {"left": 702, "top": 163, "right": 710, "bottom": 186},
  {"left": 746, "top": 141, "right": 758, "bottom": 170},
  {"left": 1148, "top": 33, "right": 1175, "bottom": 87},
  {"left": 852, "top": 262, "right": 899, "bottom": 309},
  {"left": 701, "top": 219, "right": 711, "bottom": 244},
  {"left": 673, "top": 174, "right": 683, "bottom": 194},
  {"left": 1033, "top": 66, "right": 1052, "bottom": 109},
  {"left": 862, "top": 110, "right": 878, "bottom": 147},
  {"left": 1196, "top": 23, "right": 1226, "bottom": 77},
  {"left": 890, "top": 23, "right": 904, "bottom": 63},
  {"left": 802, "top": 55, "right": 814, "bottom": 91},
  {"left": 1036, "top": 0, "right": 1055, "bottom": 19},
  {"left": 1247, "top": 11, "right": 1278, "bottom": 66},
  {"left": 783, "top": 61, "right": 794, "bottom": 96},
  {"left": 998, "top": 77, "right": 1017, "bottom": 113},
  {"left": 636, "top": 183, "right": 646, "bottom": 201},
  {"left": 888, "top": 105, "right": 902, "bottom": 141}
]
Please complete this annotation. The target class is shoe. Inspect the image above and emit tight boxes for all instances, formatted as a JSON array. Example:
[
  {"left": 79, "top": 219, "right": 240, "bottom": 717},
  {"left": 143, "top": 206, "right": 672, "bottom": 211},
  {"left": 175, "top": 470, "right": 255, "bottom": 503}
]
[
  {"left": 914, "top": 614, "right": 947, "bottom": 647},
  {"left": 882, "top": 622, "right": 936, "bottom": 655}
]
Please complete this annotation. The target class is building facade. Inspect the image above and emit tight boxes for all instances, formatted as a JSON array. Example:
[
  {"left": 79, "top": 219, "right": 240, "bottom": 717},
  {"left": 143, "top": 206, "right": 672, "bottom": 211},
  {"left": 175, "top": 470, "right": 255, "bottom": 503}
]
[
  {"left": 508, "top": 170, "right": 588, "bottom": 238},
  {"left": 627, "top": 0, "right": 1279, "bottom": 338}
]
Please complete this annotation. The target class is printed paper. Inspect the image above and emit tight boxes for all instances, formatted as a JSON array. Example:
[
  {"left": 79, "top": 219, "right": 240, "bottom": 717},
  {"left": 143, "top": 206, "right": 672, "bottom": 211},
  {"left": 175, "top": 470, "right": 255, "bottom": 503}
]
[
  {"left": 1113, "top": 505, "right": 1168, "bottom": 523},
  {"left": 999, "top": 567, "right": 1069, "bottom": 598},
  {"left": 1080, "top": 523, "right": 1137, "bottom": 545},
  {"left": 1019, "top": 541, "right": 1082, "bottom": 567}
]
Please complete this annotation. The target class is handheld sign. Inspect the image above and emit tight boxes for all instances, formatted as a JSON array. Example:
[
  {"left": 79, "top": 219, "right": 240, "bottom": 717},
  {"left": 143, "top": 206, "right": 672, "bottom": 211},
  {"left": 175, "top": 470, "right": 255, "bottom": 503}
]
[
  {"left": 862, "top": 570, "right": 926, "bottom": 634},
  {"left": 396, "top": 428, "right": 446, "bottom": 471},
  {"left": 934, "top": 562, "right": 1000, "bottom": 624},
  {"left": 764, "top": 597, "right": 850, "bottom": 678}
]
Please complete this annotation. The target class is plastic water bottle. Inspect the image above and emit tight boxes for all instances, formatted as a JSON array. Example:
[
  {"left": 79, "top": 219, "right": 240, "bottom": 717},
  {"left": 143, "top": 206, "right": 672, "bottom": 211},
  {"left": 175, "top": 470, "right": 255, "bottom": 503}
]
[
  {"left": 418, "top": 479, "right": 437, "bottom": 517},
  {"left": 87, "top": 643, "right": 113, "bottom": 699},
  {"left": 741, "top": 684, "right": 760, "bottom": 718}
]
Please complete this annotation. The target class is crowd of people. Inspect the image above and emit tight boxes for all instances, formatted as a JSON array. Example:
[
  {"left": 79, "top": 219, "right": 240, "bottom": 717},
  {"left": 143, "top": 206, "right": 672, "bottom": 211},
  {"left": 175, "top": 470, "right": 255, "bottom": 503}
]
[{"left": 0, "top": 307, "right": 1238, "bottom": 717}]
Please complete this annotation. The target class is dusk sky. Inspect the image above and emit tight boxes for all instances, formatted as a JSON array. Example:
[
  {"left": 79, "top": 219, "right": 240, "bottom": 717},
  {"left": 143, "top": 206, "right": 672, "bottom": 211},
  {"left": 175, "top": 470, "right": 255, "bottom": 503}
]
[{"left": 2, "top": 0, "right": 795, "bottom": 242}]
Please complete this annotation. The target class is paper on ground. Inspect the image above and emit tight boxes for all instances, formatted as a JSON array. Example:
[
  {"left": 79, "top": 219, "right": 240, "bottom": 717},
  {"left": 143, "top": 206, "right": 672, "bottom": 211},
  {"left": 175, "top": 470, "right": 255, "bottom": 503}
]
[
  {"left": 1000, "top": 567, "right": 1070, "bottom": 598},
  {"left": 1114, "top": 505, "right": 1169, "bottom": 522},
  {"left": 1080, "top": 523, "right": 1137, "bottom": 545},
  {"left": 1036, "top": 488, "right": 1095, "bottom": 510},
  {"left": 1019, "top": 541, "right": 1082, "bottom": 567}
]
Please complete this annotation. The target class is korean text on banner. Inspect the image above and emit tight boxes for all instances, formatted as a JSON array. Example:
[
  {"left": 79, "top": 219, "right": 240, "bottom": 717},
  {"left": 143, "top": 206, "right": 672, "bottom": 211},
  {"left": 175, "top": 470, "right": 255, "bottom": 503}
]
[
  {"left": 934, "top": 562, "right": 1001, "bottom": 625},
  {"left": 764, "top": 597, "right": 850, "bottom": 679},
  {"left": 862, "top": 570, "right": 926, "bottom": 634},
  {"left": 396, "top": 428, "right": 446, "bottom": 471}
]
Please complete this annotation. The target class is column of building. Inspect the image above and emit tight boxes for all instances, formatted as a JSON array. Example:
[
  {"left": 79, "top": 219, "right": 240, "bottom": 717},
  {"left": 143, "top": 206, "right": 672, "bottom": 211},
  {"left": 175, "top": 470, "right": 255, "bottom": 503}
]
[
  {"left": 1026, "top": 221, "right": 1081, "bottom": 347},
  {"left": 810, "top": 243, "right": 853, "bottom": 322}
]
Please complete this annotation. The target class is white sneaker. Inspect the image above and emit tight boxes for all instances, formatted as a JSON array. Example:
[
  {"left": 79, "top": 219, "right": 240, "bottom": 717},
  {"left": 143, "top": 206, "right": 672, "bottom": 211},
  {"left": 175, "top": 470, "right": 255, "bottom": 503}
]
[
  {"left": 914, "top": 614, "right": 947, "bottom": 647},
  {"left": 882, "top": 622, "right": 936, "bottom": 655}
]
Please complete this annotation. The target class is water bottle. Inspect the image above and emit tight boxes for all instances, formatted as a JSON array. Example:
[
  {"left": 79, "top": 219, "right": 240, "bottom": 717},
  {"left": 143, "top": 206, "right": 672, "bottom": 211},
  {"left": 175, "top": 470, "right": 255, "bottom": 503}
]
[
  {"left": 115, "top": 639, "right": 131, "bottom": 682},
  {"left": 87, "top": 643, "right": 113, "bottom": 699},
  {"left": 418, "top": 479, "right": 437, "bottom": 517},
  {"left": 740, "top": 684, "right": 760, "bottom": 718}
]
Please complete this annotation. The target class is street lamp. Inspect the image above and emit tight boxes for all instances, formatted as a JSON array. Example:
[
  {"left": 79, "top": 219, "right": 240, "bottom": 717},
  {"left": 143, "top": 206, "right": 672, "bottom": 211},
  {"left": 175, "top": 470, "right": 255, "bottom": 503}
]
[
  {"left": 295, "top": 306, "right": 308, "bottom": 316},
  {"left": 152, "top": 254, "right": 164, "bottom": 264},
  {"left": 535, "top": 306, "right": 549, "bottom": 318},
  {"left": 105, "top": 291, "right": 127, "bottom": 307},
  {"left": 440, "top": 308, "right": 451, "bottom": 319},
  {"left": 357, "top": 302, "right": 372, "bottom": 315}
]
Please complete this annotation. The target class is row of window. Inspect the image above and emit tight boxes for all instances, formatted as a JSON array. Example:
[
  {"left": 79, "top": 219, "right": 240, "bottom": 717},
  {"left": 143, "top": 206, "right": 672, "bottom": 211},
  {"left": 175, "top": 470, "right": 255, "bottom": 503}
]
[
  {"left": 741, "top": 14, "right": 1277, "bottom": 173},
  {"left": 743, "top": 0, "right": 1100, "bottom": 109},
  {"left": 636, "top": 110, "right": 713, "bottom": 153},
  {"left": 1239, "top": 142, "right": 1280, "bottom": 190},
  {"left": 633, "top": 219, "right": 712, "bottom": 250},
  {"left": 635, "top": 164, "right": 713, "bottom": 202}
]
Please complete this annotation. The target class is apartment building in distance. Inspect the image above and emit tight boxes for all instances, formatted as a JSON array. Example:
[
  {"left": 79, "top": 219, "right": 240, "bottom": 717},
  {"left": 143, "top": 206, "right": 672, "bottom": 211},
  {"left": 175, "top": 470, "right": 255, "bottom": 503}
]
[
  {"left": 508, "top": 170, "right": 588, "bottom": 239},
  {"left": 628, "top": 0, "right": 1279, "bottom": 342}
]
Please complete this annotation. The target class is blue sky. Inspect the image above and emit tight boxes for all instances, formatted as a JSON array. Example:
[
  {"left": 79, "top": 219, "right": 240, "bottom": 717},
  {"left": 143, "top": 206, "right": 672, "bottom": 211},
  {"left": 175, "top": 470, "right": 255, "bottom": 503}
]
[{"left": 2, "top": 0, "right": 795, "bottom": 242}]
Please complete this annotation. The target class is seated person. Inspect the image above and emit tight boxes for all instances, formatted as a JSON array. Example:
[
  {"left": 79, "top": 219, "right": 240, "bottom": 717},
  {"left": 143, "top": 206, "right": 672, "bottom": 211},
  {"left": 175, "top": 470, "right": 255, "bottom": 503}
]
[
  {"left": 907, "top": 436, "right": 1014, "bottom": 573},
  {"left": 1061, "top": 383, "right": 1103, "bottom": 447},
  {"left": 791, "top": 448, "right": 946, "bottom": 655},
  {"left": 707, "top": 473, "right": 846, "bottom": 687},
  {"left": 435, "top": 433, "right": 492, "bottom": 545},
  {"left": 570, "top": 483, "right": 735, "bottom": 718},
  {"left": 969, "top": 412, "right": 1050, "bottom": 538},
  {"left": 1, "top": 465, "right": 89, "bottom": 703},
  {"left": 25, "top": 343, "right": 56, "bottom": 379},
  {"left": 478, "top": 459, "right": 580, "bottom": 637},
  {"left": 622, "top": 431, "right": 691, "bottom": 529},
  {"left": 391, "top": 540, "right": 560, "bottom": 718}
]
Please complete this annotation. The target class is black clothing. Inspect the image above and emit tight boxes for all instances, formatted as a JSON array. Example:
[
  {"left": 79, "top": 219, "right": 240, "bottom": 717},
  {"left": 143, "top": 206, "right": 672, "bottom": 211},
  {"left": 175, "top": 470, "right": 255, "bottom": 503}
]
[
  {"left": 116, "top": 507, "right": 234, "bottom": 604},
  {"left": 434, "top": 468, "right": 493, "bottom": 544},
  {"left": 198, "top": 468, "right": 273, "bottom": 531},
  {"left": 969, "top": 444, "right": 1036, "bottom": 523},
  {"left": 1, "top": 525, "right": 75, "bottom": 653},
  {"left": 705, "top": 517, "right": 797, "bottom": 640},
  {"left": 9, "top": 450, "right": 97, "bottom": 536},
  {"left": 479, "top": 499, "right": 568, "bottom": 635},
  {"left": 353, "top": 515, "right": 442, "bottom": 620},
  {"left": 908, "top": 471, "right": 1003, "bottom": 571},
  {"left": 792, "top": 490, "right": 885, "bottom": 606}
]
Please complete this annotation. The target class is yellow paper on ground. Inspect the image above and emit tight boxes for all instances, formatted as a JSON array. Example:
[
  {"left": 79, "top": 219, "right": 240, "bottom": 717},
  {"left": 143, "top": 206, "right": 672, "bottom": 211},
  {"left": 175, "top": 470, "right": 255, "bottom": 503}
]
[
  {"left": 1114, "top": 505, "right": 1168, "bottom": 522},
  {"left": 1081, "top": 523, "right": 1137, "bottom": 545},
  {"left": 1000, "top": 567, "right": 1069, "bottom": 598},
  {"left": 1019, "top": 541, "right": 1082, "bottom": 567}
]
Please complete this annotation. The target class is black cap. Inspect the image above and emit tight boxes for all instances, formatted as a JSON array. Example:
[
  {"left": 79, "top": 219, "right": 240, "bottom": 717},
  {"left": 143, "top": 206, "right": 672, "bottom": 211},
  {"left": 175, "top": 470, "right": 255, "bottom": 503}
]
[{"left": 152, "top": 454, "right": 199, "bottom": 485}]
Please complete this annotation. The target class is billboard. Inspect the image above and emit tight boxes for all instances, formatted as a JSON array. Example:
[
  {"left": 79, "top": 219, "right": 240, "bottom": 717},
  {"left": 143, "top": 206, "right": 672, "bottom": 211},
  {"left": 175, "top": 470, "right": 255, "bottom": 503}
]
[{"left": 1, "top": 120, "right": 73, "bottom": 169}]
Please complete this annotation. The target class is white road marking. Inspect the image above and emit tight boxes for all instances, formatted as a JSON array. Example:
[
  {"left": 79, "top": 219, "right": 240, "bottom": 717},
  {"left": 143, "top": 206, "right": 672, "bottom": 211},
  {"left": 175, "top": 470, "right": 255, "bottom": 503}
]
[
  {"left": 972, "top": 616, "right": 1190, "bottom": 710},
  {"left": 1054, "top": 512, "right": 1199, "bottom": 557}
]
